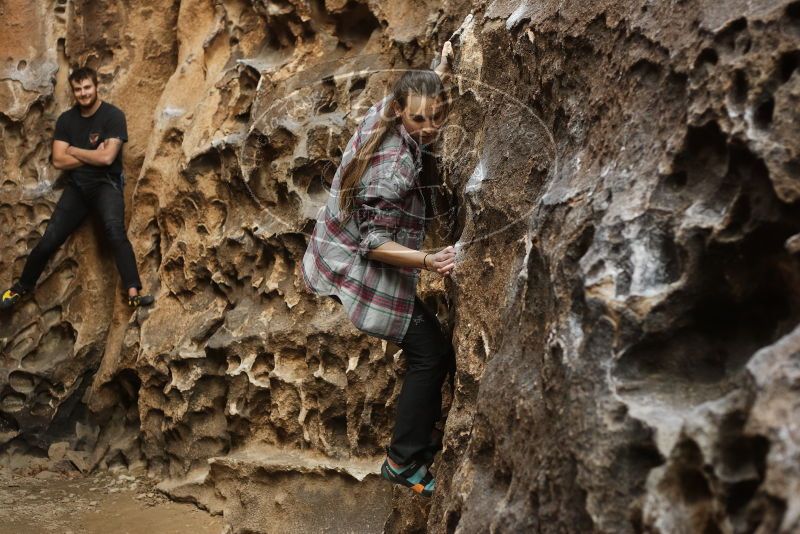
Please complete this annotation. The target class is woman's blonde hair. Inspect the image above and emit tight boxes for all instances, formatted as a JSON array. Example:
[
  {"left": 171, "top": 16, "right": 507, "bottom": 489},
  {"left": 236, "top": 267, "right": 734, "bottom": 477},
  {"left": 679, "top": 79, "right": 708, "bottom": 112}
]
[{"left": 338, "top": 70, "right": 447, "bottom": 215}]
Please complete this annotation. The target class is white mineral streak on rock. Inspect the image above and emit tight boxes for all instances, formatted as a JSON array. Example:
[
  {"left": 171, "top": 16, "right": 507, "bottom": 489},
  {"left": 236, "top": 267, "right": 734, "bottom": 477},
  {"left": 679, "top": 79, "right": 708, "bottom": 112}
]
[
  {"left": 464, "top": 157, "right": 487, "bottom": 194},
  {"left": 455, "top": 12, "right": 482, "bottom": 98},
  {"left": 506, "top": 3, "right": 531, "bottom": 31},
  {"left": 517, "top": 231, "right": 533, "bottom": 284},
  {"left": 541, "top": 152, "right": 590, "bottom": 205},
  {"left": 161, "top": 106, "right": 185, "bottom": 118},
  {"left": 625, "top": 228, "right": 679, "bottom": 299},
  {"left": 22, "top": 179, "right": 54, "bottom": 199}
]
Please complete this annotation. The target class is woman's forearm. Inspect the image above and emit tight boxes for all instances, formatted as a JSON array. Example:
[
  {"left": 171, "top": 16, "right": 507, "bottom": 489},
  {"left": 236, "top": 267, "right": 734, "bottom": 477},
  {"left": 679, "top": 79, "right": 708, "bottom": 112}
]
[{"left": 367, "top": 241, "right": 427, "bottom": 270}]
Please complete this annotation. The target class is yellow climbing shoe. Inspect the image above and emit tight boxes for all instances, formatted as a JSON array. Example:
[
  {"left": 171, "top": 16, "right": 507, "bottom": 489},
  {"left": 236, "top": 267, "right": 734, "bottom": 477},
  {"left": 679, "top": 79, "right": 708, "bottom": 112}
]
[
  {"left": 128, "top": 294, "right": 155, "bottom": 308},
  {"left": 0, "top": 285, "right": 26, "bottom": 310}
]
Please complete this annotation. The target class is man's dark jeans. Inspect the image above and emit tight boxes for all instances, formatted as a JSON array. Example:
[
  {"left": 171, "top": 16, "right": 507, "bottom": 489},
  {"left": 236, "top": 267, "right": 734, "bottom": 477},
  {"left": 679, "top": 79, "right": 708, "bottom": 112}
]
[
  {"left": 388, "top": 297, "right": 455, "bottom": 466},
  {"left": 19, "top": 174, "right": 142, "bottom": 291}
]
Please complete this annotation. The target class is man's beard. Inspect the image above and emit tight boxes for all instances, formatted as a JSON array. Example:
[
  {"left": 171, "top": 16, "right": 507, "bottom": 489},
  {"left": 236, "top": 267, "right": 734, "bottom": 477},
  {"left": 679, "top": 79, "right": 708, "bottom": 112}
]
[{"left": 78, "top": 94, "right": 97, "bottom": 110}]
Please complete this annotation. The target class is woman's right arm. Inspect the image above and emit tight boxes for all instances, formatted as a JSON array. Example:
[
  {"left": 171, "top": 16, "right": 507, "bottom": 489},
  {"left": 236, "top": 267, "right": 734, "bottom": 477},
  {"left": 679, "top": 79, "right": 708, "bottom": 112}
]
[
  {"left": 368, "top": 242, "right": 456, "bottom": 276},
  {"left": 356, "top": 155, "right": 456, "bottom": 276}
]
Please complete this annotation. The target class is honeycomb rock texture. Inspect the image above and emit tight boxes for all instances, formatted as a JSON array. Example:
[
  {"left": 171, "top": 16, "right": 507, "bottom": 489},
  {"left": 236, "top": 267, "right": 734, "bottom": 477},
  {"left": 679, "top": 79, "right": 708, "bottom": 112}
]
[{"left": 1, "top": 0, "right": 800, "bottom": 533}]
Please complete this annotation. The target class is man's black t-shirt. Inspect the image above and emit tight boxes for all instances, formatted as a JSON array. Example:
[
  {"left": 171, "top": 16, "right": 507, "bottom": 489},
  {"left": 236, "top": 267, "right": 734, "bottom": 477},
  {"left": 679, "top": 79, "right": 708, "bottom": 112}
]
[{"left": 53, "top": 101, "right": 128, "bottom": 178}]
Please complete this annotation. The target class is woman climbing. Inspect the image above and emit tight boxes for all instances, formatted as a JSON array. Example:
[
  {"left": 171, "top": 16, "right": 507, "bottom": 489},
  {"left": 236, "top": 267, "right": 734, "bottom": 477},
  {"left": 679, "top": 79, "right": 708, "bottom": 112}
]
[{"left": 301, "top": 41, "right": 456, "bottom": 497}]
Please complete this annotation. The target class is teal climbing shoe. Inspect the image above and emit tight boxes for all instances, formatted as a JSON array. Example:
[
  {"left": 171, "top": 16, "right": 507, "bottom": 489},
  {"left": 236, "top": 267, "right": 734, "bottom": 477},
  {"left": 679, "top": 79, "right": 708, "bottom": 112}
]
[{"left": 381, "top": 458, "right": 435, "bottom": 497}]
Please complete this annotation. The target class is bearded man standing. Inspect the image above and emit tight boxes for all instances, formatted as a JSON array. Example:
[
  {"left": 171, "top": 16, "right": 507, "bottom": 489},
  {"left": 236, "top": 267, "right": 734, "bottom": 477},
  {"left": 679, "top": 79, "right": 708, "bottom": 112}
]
[{"left": 1, "top": 67, "right": 154, "bottom": 310}]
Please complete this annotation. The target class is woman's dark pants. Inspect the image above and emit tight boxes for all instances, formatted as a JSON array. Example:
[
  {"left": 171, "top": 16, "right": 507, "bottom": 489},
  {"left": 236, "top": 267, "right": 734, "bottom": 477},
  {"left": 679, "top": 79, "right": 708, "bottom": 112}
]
[
  {"left": 388, "top": 297, "right": 454, "bottom": 466},
  {"left": 19, "top": 175, "right": 142, "bottom": 291}
]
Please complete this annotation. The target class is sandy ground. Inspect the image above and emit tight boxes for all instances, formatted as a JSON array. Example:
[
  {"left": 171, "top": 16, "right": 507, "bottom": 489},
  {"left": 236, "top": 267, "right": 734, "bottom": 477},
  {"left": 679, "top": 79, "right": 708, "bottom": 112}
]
[{"left": 0, "top": 465, "right": 225, "bottom": 534}]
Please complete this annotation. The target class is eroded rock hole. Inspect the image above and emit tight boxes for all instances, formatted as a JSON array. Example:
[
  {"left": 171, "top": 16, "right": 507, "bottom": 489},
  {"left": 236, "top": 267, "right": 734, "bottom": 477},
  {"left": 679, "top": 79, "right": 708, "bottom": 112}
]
[
  {"left": 629, "top": 58, "right": 662, "bottom": 86},
  {"left": 617, "top": 443, "right": 665, "bottom": 488},
  {"left": 306, "top": 175, "right": 327, "bottom": 198},
  {"left": 753, "top": 95, "right": 774, "bottom": 129},
  {"left": 254, "top": 173, "right": 302, "bottom": 212},
  {"left": 492, "top": 460, "right": 513, "bottom": 490},
  {"left": 715, "top": 17, "right": 749, "bottom": 54},
  {"left": 445, "top": 509, "right": 462, "bottom": 534},
  {"left": 21, "top": 324, "right": 76, "bottom": 373},
  {"left": 678, "top": 468, "right": 711, "bottom": 503},
  {"left": 191, "top": 436, "right": 228, "bottom": 458},
  {"left": 182, "top": 151, "right": 221, "bottom": 183},
  {"left": 722, "top": 193, "right": 751, "bottom": 237},
  {"left": 653, "top": 121, "right": 730, "bottom": 208},
  {"left": 0, "top": 392, "right": 26, "bottom": 413},
  {"left": 778, "top": 50, "right": 800, "bottom": 83},
  {"left": 787, "top": 1, "right": 800, "bottom": 23},
  {"left": 8, "top": 371, "right": 37, "bottom": 394},
  {"left": 31, "top": 389, "right": 55, "bottom": 418},
  {"left": 730, "top": 70, "right": 748, "bottom": 105},
  {"left": 114, "top": 369, "right": 142, "bottom": 406},
  {"left": 695, "top": 48, "right": 719, "bottom": 69},
  {"left": 348, "top": 76, "right": 366, "bottom": 98},
  {"left": 725, "top": 479, "right": 761, "bottom": 515},
  {"left": 319, "top": 350, "right": 345, "bottom": 375},
  {"left": 619, "top": 255, "right": 791, "bottom": 387},
  {"left": 422, "top": 293, "right": 450, "bottom": 323},
  {"left": 622, "top": 143, "right": 800, "bottom": 397},
  {"left": 722, "top": 435, "right": 769, "bottom": 514},
  {"left": 664, "top": 170, "right": 688, "bottom": 189},
  {"left": 251, "top": 352, "right": 275, "bottom": 382},
  {"left": 664, "top": 441, "right": 712, "bottom": 503},
  {"left": 719, "top": 409, "right": 769, "bottom": 463},
  {"left": 552, "top": 106, "right": 569, "bottom": 139},
  {"left": 680, "top": 122, "right": 728, "bottom": 181},
  {"left": 333, "top": 2, "right": 380, "bottom": 49},
  {"left": 566, "top": 225, "right": 595, "bottom": 267},
  {"left": 0, "top": 412, "right": 19, "bottom": 437},
  {"left": 325, "top": 415, "right": 348, "bottom": 443},
  {"left": 360, "top": 402, "right": 391, "bottom": 447},
  {"left": 316, "top": 77, "right": 337, "bottom": 113},
  {"left": 265, "top": 10, "right": 304, "bottom": 50}
]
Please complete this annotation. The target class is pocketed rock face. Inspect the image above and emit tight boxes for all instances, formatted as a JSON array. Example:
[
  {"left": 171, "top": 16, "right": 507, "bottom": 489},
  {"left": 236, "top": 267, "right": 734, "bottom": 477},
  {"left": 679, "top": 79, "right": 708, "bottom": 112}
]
[
  {"left": 96, "top": 0, "right": 471, "bottom": 490},
  {"left": 2, "top": 0, "right": 800, "bottom": 533},
  {"left": 427, "top": 1, "right": 800, "bottom": 533},
  {"left": 1, "top": 0, "right": 468, "bottom": 531},
  {"left": 0, "top": 0, "right": 179, "bottom": 459}
]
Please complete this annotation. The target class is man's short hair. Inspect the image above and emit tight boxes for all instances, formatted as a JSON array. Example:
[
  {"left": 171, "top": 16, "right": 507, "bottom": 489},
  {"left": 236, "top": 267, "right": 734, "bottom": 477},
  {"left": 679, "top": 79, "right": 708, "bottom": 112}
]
[{"left": 68, "top": 67, "right": 98, "bottom": 86}]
